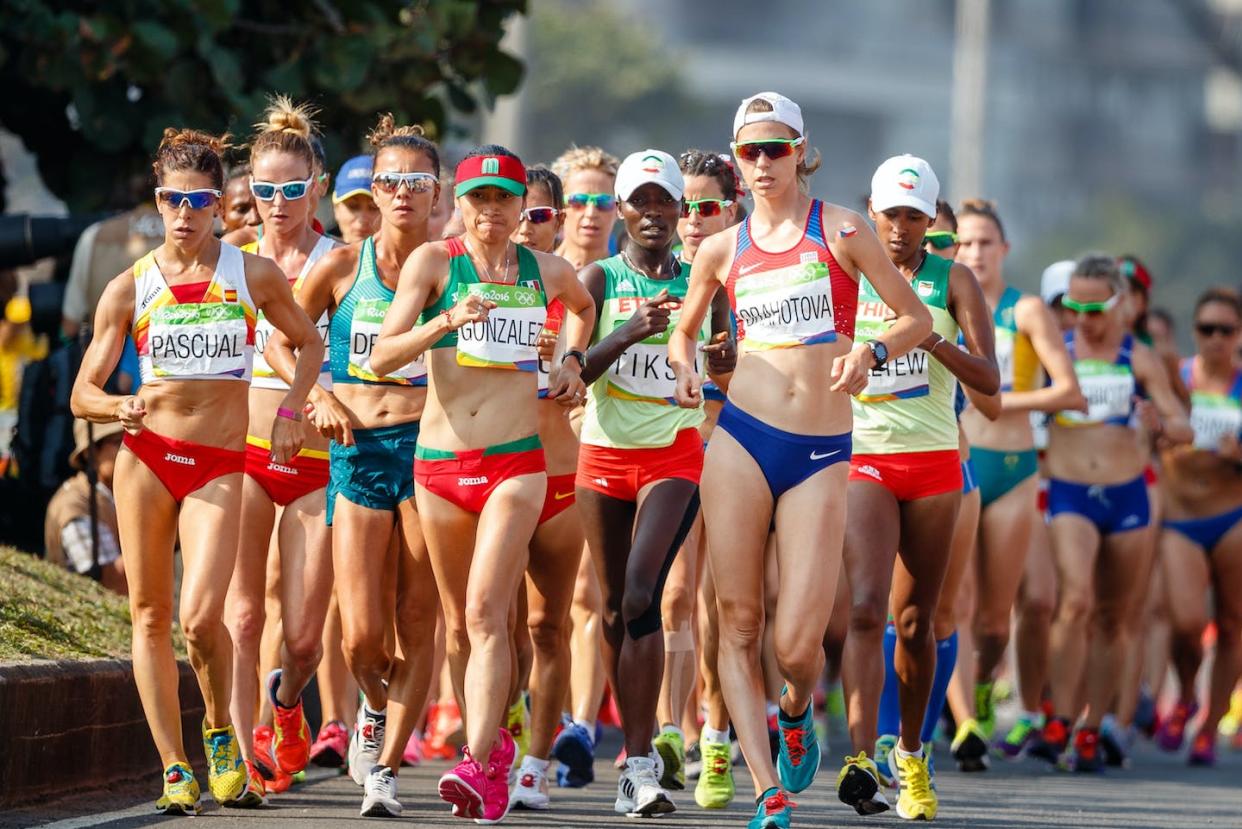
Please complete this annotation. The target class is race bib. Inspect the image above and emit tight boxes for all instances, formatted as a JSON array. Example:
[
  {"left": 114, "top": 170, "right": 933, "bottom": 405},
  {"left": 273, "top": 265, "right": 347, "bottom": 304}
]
[
  {"left": 853, "top": 295, "right": 929, "bottom": 402},
  {"left": 995, "top": 328, "right": 1015, "bottom": 391},
  {"left": 149, "top": 303, "right": 248, "bottom": 378},
  {"left": 606, "top": 303, "right": 700, "bottom": 405},
  {"left": 456, "top": 283, "right": 546, "bottom": 371},
  {"left": 734, "top": 261, "right": 836, "bottom": 350},
  {"left": 1057, "top": 360, "right": 1133, "bottom": 425},
  {"left": 348, "top": 297, "right": 426, "bottom": 384},
  {"left": 1190, "top": 392, "right": 1242, "bottom": 451},
  {"left": 253, "top": 310, "right": 330, "bottom": 380}
]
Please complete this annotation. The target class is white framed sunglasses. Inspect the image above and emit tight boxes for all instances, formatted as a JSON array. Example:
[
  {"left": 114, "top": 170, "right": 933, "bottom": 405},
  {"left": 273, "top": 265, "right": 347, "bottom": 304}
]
[
  {"left": 154, "top": 187, "right": 223, "bottom": 210},
  {"left": 250, "top": 175, "right": 315, "bottom": 201},
  {"left": 372, "top": 171, "right": 438, "bottom": 194}
]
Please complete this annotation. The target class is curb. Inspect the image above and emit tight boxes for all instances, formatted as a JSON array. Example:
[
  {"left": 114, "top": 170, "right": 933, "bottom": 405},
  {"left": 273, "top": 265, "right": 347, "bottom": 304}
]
[{"left": 0, "top": 658, "right": 205, "bottom": 808}]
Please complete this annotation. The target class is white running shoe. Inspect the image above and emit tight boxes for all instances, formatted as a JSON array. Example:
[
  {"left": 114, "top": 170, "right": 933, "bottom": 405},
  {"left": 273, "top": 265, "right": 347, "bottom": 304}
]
[
  {"left": 360, "top": 766, "right": 402, "bottom": 817},
  {"left": 510, "top": 761, "right": 551, "bottom": 811},
  {"left": 615, "top": 756, "right": 675, "bottom": 818},
  {"left": 349, "top": 705, "right": 386, "bottom": 786}
]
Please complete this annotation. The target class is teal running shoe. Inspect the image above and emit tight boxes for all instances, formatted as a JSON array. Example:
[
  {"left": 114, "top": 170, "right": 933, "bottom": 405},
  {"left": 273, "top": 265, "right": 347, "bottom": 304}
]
[
  {"left": 776, "top": 687, "right": 821, "bottom": 794},
  {"left": 748, "top": 787, "right": 796, "bottom": 829}
]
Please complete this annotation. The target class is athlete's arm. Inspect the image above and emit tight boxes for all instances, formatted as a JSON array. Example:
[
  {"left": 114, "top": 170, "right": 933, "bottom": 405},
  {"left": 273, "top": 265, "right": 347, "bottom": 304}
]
[
  {"left": 266, "top": 244, "right": 350, "bottom": 387},
  {"left": 932, "top": 262, "right": 999, "bottom": 395},
  {"left": 247, "top": 254, "right": 322, "bottom": 463},
  {"left": 830, "top": 211, "right": 932, "bottom": 393},
  {"left": 70, "top": 273, "right": 145, "bottom": 432},
  {"left": 1133, "top": 341, "right": 1193, "bottom": 445},
  {"left": 370, "top": 242, "right": 461, "bottom": 377},
  {"left": 538, "top": 251, "right": 594, "bottom": 405},
  {"left": 578, "top": 261, "right": 676, "bottom": 387},
  {"left": 703, "top": 290, "right": 736, "bottom": 393},
  {"left": 671, "top": 232, "right": 727, "bottom": 408},
  {"left": 1004, "top": 295, "right": 1087, "bottom": 414}
]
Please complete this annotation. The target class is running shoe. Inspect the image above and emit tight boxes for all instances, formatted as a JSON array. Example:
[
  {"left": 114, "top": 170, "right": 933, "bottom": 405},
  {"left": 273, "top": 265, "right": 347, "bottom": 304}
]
[
  {"left": 360, "top": 765, "right": 402, "bottom": 817},
  {"left": 652, "top": 728, "right": 686, "bottom": 790},
  {"left": 1156, "top": 700, "right": 1198, "bottom": 752},
  {"left": 267, "top": 669, "right": 311, "bottom": 774},
  {"left": 506, "top": 697, "right": 529, "bottom": 770},
  {"left": 1068, "top": 727, "right": 1104, "bottom": 773},
  {"left": 614, "top": 746, "right": 628, "bottom": 769},
  {"left": 748, "top": 787, "right": 796, "bottom": 829},
  {"left": 439, "top": 749, "right": 486, "bottom": 820},
  {"left": 684, "top": 740, "right": 703, "bottom": 780},
  {"left": 349, "top": 705, "right": 386, "bottom": 786},
  {"left": 425, "top": 699, "right": 463, "bottom": 760},
  {"left": 202, "top": 721, "right": 246, "bottom": 804},
  {"left": 996, "top": 715, "right": 1040, "bottom": 760},
  {"left": 510, "top": 759, "right": 551, "bottom": 810},
  {"left": 552, "top": 718, "right": 595, "bottom": 788},
  {"left": 893, "top": 750, "right": 938, "bottom": 821},
  {"left": 694, "top": 737, "right": 735, "bottom": 809},
  {"left": 767, "top": 710, "right": 781, "bottom": 762},
  {"left": 615, "top": 755, "right": 675, "bottom": 818},
  {"left": 1188, "top": 730, "right": 1217, "bottom": 766},
  {"left": 974, "top": 681, "right": 996, "bottom": 739},
  {"left": 873, "top": 735, "right": 898, "bottom": 789},
  {"left": 776, "top": 689, "right": 820, "bottom": 793},
  {"left": 1099, "top": 716, "right": 1131, "bottom": 768},
  {"left": 1133, "top": 688, "right": 1158, "bottom": 738},
  {"left": 253, "top": 725, "right": 292, "bottom": 792},
  {"left": 475, "top": 730, "right": 517, "bottom": 824},
  {"left": 1027, "top": 717, "right": 1070, "bottom": 765},
  {"left": 155, "top": 762, "right": 202, "bottom": 815},
  {"left": 836, "top": 752, "right": 890, "bottom": 816},
  {"left": 950, "top": 717, "right": 990, "bottom": 772},
  {"left": 310, "top": 719, "right": 349, "bottom": 768},
  {"left": 223, "top": 761, "right": 266, "bottom": 808},
  {"left": 402, "top": 729, "right": 424, "bottom": 767}
]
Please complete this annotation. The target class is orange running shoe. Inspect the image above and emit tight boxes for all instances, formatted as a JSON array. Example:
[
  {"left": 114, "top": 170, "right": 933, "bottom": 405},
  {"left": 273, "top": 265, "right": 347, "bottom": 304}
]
[
  {"left": 267, "top": 670, "right": 311, "bottom": 774},
  {"left": 253, "top": 725, "right": 293, "bottom": 793},
  {"left": 425, "top": 699, "right": 464, "bottom": 761}
]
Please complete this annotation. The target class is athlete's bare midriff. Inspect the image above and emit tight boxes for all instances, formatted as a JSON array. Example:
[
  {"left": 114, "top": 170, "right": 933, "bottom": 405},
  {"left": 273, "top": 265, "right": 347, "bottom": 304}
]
[
  {"left": 961, "top": 406, "right": 1034, "bottom": 453},
  {"left": 1161, "top": 448, "right": 1242, "bottom": 519},
  {"left": 1045, "top": 422, "right": 1144, "bottom": 485},
  {"left": 248, "top": 386, "right": 328, "bottom": 450},
  {"left": 137, "top": 380, "right": 249, "bottom": 449},
  {"left": 334, "top": 383, "right": 426, "bottom": 430},
  {"left": 725, "top": 339, "right": 855, "bottom": 436},
  {"left": 420, "top": 349, "right": 539, "bottom": 450}
]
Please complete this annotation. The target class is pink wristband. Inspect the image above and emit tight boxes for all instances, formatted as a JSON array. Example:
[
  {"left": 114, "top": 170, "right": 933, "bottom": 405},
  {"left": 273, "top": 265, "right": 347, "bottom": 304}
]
[{"left": 277, "top": 406, "right": 302, "bottom": 421}]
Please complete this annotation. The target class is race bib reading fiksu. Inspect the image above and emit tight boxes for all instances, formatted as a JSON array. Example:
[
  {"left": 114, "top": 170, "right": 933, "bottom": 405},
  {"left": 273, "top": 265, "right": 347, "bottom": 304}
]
[
  {"left": 456, "top": 283, "right": 546, "bottom": 371},
  {"left": 606, "top": 301, "right": 700, "bottom": 405},
  {"left": 1056, "top": 360, "right": 1134, "bottom": 425},
  {"left": 149, "top": 303, "right": 248, "bottom": 378},
  {"left": 733, "top": 261, "right": 836, "bottom": 350},
  {"left": 348, "top": 297, "right": 426, "bottom": 384},
  {"left": 853, "top": 295, "right": 929, "bottom": 402},
  {"left": 1190, "top": 391, "right": 1242, "bottom": 451}
]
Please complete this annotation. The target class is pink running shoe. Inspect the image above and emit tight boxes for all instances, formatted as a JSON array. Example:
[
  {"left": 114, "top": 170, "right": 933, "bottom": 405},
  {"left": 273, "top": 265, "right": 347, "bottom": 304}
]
[
  {"left": 475, "top": 729, "right": 516, "bottom": 824},
  {"left": 310, "top": 720, "right": 349, "bottom": 769},
  {"left": 439, "top": 750, "right": 485, "bottom": 819},
  {"left": 1156, "top": 700, "right": 1199, "bottom": 753},
  {"left": 403, "top": 729, "right": 425, "bottom": 767}
]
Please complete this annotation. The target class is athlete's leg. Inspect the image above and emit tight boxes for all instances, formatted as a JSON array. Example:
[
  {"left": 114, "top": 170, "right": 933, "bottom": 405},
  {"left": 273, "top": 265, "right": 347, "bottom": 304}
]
[
  {"left": 974, "top": 476, "right": 1039, "bottom": 685},
  {"left": 1083, "top": 526, "right": 1156, "bottom": 728},
  {"left": 526, "top": 506, "right": 584, "bottom": 760},
  {"left": 512, "top": 583, "right": 534, "bottom": 705},
  {"left": 698, "top": 557, "right": 729, "bottom": 733},
  {"left": 1015, "top": 516, "right": 1056, "bottom": 715},
  {"left": 316, "top": 591, "right": 358, "bottom": 727},
  {"left": 657, "top": 513, "right": 700, "bottom": 732},
  {"left": 1115, "top": 487, "right": 1161, "bottom": 728},
  {"left": 1048, "top": 514, "right": 1101, "bottom": 719},
  {"left": 114, "top": 450, "right": 184, "bottom": 766},
  {"left": 568, "top": 547, "right": 606, "bottom": 728},
  {"left": 274, "top": 489, "right": 333, "bottom": 703},
  {"left": 257, "top": 530, "right": 283, "bottom": 729},
  {"left": 225, "top": 477, "right": 277, "bottom": 760},
  {"left": 842, "top": 481, "right": 901, "bottom": 754},
  {"left": 890, "top": 490, "right": 961, "bottom": 752},
  {"left": 1203, "top": 522, "right": 1242, "bottom": 736},
  {"left": 945, "top": 489, "right": 980, "bottom": 724},
  {"left": 332, "top": 497, "right": 397, "bottom": 708},
  {"left": 1162, "top": 529, "right": 1210, "bottom": 707},
  {"left": 178, "top": 474, "right": 246, "bottom": 729}
]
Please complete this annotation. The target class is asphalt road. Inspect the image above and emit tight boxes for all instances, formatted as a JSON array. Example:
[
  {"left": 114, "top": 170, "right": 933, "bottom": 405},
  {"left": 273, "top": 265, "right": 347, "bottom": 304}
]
[{"left": 8, "top": 727, "right": 1240, "bottom": 829}]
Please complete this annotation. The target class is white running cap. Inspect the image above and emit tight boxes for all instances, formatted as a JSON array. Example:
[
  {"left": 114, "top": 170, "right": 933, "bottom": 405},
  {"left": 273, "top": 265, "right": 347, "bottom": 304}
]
[
  {"left": 615, "top": 149, "right": 685, "bottom": 202},
  {"left": 733, "top": 92, "right": 804, "bottom": 138},
  {"left": 870, "top": 155, "right": 939, "bottom": 219},
  {"left": 1041, "top": 260, "right": 1076, "bottom": 304}
]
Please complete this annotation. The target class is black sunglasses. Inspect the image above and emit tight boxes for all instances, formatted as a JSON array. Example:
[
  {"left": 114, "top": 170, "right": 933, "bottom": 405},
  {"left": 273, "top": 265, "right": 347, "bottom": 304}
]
[{"left": 1196, "top": 322, "right": 1239, "bottom": 338}]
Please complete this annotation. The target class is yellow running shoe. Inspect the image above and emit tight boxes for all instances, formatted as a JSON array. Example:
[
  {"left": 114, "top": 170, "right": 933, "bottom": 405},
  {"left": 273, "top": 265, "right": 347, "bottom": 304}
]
[
  {"left": 202, "top": 721, "right": 247, "bottom": 804},
  {"left": 836, "top": 752, "right": 890, "bottom": 815},
  {"left": 694, "top": 737, "right": 735, "bottom": 809},
  {"left": 224, "top": 761, "right": 266, "bottom": 808},
  {"left": 155, "top": 762, "right": 201, "bottom": 815},
  {"left": 506, "top": 697, "right": 530, "bottom": 769},
  {"left": 894, "top": 750, "right": 938, "bottom": 821}
]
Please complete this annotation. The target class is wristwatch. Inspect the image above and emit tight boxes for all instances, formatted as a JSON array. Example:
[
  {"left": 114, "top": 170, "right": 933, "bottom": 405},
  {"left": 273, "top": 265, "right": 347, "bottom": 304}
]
[
  {"left": 562, "top": 349, "right": 587, "bottom": 371},
  {"left": 867, "top": 339, "right": 889, "bottom": 371}
]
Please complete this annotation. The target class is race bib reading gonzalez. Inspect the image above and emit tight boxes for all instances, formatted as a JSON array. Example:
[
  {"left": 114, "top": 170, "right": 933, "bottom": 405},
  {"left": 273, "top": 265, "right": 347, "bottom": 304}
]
[
  {"left": 733, "top": 261, "right": 836, "bottom": 351},
  {"left": 149, "top": 303, "right": 248, "bottom": 378},
  {"left": 348, "top": 297, "right": 426, "bottom": 384},
  {"left": 1056, "top": 361, "right": 1133, "bottom": 426},
  {"left": 1190, "top": 392, "right": 1242, "bottom": 451},
  {"left": 853, "top": 296, "right": 929, "bottom": 402},
  {"left": 607, "top": 303, "right": 700, "bottom": 405},
  {"left": 456, "top": 283, "right": 546, "bottom": 372}
]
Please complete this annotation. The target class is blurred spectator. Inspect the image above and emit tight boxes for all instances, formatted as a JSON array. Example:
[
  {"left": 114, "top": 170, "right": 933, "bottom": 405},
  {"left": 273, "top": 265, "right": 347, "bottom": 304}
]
[
  {"left": 0, "top": 267, "right": 49, "bottom": 469},
  {"left": 331, "top": 155, "right": 380, "bottom": 244},
  {"left": 43, "top": 418, "right": 126, "bottom": 594}
]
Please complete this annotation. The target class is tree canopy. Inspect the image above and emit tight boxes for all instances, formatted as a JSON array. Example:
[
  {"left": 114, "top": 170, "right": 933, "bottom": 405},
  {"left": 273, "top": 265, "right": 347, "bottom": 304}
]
[{"left": 0, "top": 0, "right": 525, "bottom": 210}]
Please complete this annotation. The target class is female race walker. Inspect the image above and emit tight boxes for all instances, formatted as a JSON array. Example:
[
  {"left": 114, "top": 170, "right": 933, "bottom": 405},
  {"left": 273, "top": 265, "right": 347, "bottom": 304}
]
[
  {"left": 370, "top": 145, "right": 594, "bottom": 823},
  {"left": 669, "top": 92, "right": 932, "bottom": 829},
  {"left": 266, "top": 115, "right": 441, "bottom": 817},
  {"left": 71, "top": 128, "right": 323, "bottom": 813},
  {"left": 1028, "top": 254, "right": 1190, "bottom": 771},
  {"left": 839, "top": 156, "right": 998, "bottom": 821}
]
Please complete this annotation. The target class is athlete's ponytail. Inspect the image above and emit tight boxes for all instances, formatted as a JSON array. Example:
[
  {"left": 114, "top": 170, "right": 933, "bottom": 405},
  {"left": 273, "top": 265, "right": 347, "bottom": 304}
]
[
  {"left": 368, "top": 113, "right": 441, "bottom": 177},
  {"left": 249, "top": 95, "right": 318, "bottom": 175},
  {"left": 152, "top": 127, "right": 231, "bottom": 189}
]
